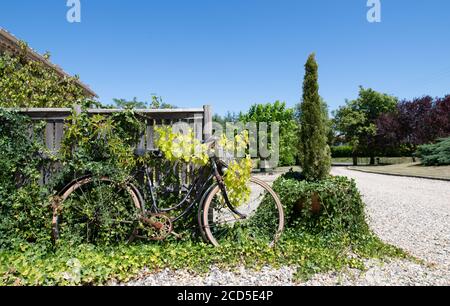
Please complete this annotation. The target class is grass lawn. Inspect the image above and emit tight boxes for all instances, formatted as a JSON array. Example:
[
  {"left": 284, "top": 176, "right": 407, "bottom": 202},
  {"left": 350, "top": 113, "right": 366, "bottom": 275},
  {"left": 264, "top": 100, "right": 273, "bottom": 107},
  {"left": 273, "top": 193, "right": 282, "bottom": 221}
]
[{"left": 348, "top": 162, "right": 450, "bottom": 180}]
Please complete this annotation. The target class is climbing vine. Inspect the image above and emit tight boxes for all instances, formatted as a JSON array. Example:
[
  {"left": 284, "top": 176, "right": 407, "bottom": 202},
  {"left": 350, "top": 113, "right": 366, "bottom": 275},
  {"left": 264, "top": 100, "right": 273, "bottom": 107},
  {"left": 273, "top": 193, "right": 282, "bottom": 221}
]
[{"left": 0, "top": 42, "right": 93, "bottom": 108}]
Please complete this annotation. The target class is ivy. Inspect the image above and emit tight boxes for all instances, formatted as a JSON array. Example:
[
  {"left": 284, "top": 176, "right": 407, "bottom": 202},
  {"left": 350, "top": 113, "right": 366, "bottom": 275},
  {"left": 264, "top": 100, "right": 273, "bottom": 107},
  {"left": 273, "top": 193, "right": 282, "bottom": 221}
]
[
  {"left": 58, "top": 105, "right": 144, "bottom": 178},
  {"left": 0, "top": 109, "right": 51, "bottom": 247},
  {"left": 0, "top": 42, "right": 92, "bottom": 108}
]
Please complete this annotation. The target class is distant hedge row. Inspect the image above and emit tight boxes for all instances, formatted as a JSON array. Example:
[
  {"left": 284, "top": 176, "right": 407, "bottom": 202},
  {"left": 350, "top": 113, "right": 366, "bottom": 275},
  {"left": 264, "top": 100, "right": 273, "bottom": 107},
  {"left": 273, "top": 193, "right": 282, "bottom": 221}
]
[
  {"left": 331, "top": 145, "right": 412, "bottom": 158},
  {"left": 330, "top": 146, "right": 353, "bottom": 158}
]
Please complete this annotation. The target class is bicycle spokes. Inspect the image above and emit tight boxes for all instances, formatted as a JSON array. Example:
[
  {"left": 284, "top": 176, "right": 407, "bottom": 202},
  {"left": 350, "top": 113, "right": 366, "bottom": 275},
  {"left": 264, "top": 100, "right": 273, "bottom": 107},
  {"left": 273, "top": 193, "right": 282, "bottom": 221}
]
[{"left": 201, "top": 177, "right": 284, "bottom": 246}]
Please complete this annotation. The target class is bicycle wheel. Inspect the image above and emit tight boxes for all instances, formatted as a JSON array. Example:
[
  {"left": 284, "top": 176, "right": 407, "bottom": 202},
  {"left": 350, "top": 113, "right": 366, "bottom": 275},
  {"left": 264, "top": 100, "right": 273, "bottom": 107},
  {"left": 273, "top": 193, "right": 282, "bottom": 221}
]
[
  {"left": 52, "top": 176, "right": 143, "bottom": 244},
  {"left": 200, "top": 177, "right": 284, "bottom": 247}
]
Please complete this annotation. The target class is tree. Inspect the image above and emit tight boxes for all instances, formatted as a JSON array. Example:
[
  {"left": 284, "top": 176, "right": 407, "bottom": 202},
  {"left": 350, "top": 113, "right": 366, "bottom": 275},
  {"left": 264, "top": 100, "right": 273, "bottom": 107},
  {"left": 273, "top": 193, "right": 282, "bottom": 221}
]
[
  {"left": 298, "top": 53, "right": 331, "bottom": 180},
  {"left": 333, "top": 87, "right": 397, "bottom": 165},
  {"left": 112, "top": 95, "right": 176, "bottom": 109},
  {"left": 112, "top": 97, "right": 148, "bottom": 109},
  {"left": 240, "top": 101, "right": 298, "bottom": 166},
  {"left": 376, "top": 96, "right": 450, "bottom": 156},
  {"left": 149, "top": 95, "right": 176, "bottom": 109},
  {"left": 296, "top": 97, "right": 334, "bottom": 146},
  {"left": 213, "top": 111, "right": 241, "bottom": 132}
]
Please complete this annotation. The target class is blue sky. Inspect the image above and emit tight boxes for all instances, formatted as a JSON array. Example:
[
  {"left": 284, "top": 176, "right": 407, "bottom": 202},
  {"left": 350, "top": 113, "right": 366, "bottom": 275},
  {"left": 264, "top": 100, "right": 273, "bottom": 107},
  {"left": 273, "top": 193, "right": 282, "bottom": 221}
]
[{"left": 1, "top": 0, "right": 450, "bottom": 115}]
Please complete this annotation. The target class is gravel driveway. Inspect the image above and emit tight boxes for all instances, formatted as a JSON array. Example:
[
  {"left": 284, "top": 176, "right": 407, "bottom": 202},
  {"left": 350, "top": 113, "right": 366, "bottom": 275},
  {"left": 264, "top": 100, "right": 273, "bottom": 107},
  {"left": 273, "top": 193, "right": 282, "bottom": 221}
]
[{"left": 117, "top": 168, "right": 450, "bottom": 286}]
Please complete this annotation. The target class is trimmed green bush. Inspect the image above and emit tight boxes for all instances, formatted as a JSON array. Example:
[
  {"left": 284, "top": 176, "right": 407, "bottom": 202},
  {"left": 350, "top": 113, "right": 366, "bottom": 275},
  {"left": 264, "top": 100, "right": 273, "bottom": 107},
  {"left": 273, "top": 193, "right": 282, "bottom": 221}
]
[
  {"left": 330, "top": 146, "right": 353, "bottom": 158},
  {"left": 272, "top": 171, "right": 368, "bottom": 236},
  {"left": 416, "top": 137, "right": 450, "bottom": 166}
]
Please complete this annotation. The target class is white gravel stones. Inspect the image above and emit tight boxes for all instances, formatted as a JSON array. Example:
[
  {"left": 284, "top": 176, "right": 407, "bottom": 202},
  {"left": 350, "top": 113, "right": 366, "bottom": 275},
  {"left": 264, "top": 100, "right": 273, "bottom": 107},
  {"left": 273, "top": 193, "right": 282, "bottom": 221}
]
[
  {"left": 117, "top": 168, "right": 449, "bottom": 286},
  {"left": 331, "top": 167, "right": 450, "bottom": 269},
  {"left": 114, "top": 266, "right": 298, "bottom": 286}
]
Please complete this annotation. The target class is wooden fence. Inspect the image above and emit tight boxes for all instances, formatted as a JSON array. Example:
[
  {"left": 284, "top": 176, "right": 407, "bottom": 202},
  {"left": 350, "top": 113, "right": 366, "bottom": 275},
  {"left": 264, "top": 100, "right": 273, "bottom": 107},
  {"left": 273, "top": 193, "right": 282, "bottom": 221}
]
[{"left": 15, "top": 105, "right": 212, "bottom": 185}]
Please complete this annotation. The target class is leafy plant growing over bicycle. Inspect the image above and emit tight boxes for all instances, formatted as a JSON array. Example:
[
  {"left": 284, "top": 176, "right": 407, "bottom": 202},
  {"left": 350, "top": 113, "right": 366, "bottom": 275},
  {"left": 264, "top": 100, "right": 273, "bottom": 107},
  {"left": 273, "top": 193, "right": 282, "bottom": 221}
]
[{"left": 47, "top": 106, "right": 283, "bottom": 247}]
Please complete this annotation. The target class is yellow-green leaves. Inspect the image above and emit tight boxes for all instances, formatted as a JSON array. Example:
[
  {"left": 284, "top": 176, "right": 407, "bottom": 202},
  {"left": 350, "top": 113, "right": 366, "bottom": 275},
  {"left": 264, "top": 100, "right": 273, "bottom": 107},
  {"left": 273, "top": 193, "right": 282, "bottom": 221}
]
[
  {"left": 156, "top": 127, "right": 253, "bottom": 207},
  {"left": 222, "top": 156, "right": 252, "bottom": 207},
  {"left": 155, "top": 126, "right": 209, "bottom": 166}
]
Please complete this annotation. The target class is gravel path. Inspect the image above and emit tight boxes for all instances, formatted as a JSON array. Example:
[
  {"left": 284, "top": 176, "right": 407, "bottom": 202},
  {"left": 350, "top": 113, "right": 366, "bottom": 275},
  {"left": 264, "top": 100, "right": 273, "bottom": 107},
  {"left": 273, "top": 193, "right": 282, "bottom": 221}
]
[
  {"left": 117, "top": 168, "right": 450, "bottom": 286},
  {"left": 331, "top": 167, "right": 450, "bottom": 269}
]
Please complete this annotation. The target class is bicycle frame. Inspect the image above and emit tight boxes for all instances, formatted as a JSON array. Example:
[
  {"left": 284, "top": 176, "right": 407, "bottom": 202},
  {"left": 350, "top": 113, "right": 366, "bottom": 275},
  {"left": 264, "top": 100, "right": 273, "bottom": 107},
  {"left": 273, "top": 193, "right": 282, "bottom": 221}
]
[
  {"left": 136, "top": 157, "right": 214, "bottom": 223},
  {"left": 136, "top": 156, "right": 246, "bottom": 223}
]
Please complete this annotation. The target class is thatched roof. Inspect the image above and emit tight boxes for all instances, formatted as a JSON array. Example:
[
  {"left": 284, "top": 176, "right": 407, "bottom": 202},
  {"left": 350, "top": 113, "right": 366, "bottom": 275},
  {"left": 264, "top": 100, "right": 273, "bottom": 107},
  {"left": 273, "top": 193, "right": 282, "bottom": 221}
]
[{"left": 0, "top": 28, "right": 97, "bottom": 98}]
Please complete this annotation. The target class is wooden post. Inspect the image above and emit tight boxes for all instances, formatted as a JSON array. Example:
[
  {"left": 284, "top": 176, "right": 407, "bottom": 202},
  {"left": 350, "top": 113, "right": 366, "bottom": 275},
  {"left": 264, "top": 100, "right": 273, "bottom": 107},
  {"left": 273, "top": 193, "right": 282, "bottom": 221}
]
[
  {"left": 203, "top": 105, "right": 212, "bottom": 141},
  {"left": 74, "top": 104, "right": 82, "bottom": 116}
]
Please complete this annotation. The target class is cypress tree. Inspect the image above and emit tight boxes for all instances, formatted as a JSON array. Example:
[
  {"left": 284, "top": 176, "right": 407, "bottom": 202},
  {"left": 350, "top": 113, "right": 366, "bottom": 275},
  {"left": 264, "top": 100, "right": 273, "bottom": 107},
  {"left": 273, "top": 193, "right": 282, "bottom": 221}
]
[{"left": 299, "top": 53, "right": 331, "bottom": 181}]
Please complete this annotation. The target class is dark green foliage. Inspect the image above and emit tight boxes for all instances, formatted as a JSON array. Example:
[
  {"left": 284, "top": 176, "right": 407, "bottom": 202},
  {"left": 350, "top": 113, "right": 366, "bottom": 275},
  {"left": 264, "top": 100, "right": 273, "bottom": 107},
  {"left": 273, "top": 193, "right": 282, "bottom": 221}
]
[
  {"left": 0, "top": 171, "right": 407, "bottom": 285},
  {"left": 0, "top": 107, "right": 148, "bottom": 247},
  {"left": 112, "top": 95, "right": 176, "bottom": 109},
  {"left": 0, "top": 224, "right": 407, "bottom": 285},
  {"left": 112, "top": 97, "right": 148, "bottom": 109},
  {"left": 213, "top": 111, "right": 240, "bottom": 128},
  {"left": 333, "top": 87, "right": 397, "bottom": 164},
  {"left": 331, "top": 145, "right": 408, "bottom": 158},
  {"left": 416, "top": 137, "right": 450, "bottom": 166},
  {"left": 298, "top": 54, "right": 331, "bottom": 180},
  {"left": 272, "top": 172, "right": 368, "bottom": 235},
  {"left": 271, "top": 172, "right": 406, "bottom": 269},
  {"left": 0, "top": 109, "right": 51, "bottom": 247},
  {"left": 330, "top": 146, "right": 353, "bottom": 158}
]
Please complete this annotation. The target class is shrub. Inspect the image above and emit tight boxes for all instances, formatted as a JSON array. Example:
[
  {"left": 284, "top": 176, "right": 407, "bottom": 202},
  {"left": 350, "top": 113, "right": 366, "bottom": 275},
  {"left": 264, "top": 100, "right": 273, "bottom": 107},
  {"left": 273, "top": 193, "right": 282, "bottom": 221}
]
[
  {"left": 330, "top": 145, "right": 353, "bottom": 158},
  {"left": 416, "top": 137, "right": 450, "bottom": 166},
  {"left": 272, "top": 171, "right": 369, "bottom": 236},
  {"left": 0, "top": 109, "right": 51, "bottom": 247}
]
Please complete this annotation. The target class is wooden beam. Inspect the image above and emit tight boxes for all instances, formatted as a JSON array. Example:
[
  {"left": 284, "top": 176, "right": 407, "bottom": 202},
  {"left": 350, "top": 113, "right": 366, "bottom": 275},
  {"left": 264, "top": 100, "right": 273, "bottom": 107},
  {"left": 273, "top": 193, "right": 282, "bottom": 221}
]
[{"left": 203, "top": 105, "right": 212, "bottom": 140}]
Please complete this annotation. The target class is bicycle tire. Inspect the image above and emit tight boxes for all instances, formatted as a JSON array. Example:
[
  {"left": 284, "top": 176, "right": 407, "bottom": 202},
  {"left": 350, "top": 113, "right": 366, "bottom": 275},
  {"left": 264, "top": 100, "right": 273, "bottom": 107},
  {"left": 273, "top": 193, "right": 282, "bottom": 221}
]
[{"left": 200, "top": 177, "right": 284, "bottom": 247}]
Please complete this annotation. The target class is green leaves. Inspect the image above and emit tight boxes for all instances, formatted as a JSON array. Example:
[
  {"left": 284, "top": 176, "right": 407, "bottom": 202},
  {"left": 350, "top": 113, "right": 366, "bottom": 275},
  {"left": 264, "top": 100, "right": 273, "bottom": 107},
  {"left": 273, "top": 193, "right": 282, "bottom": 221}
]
[
  {"left": 0, "top": 109, "right": 50, "bottom": 248},
  {"left": 60, "top": 107, "right": 144, "bottom": 176},
  {"left": 0, "top": 51, "right": 90, "bottom": 108},
  {"left": 240, "top": 101, "right": 299, "bottom": 167},
  {"left": 333, "top": 87, "right": 397, "bottom": 158}
]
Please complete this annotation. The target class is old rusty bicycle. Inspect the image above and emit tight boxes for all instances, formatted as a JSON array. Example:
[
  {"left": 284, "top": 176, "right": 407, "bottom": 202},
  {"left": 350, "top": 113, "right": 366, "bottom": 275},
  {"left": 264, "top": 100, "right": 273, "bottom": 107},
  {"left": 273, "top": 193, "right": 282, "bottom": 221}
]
[{"left": 51, "top": 138, "right": 284, "bottom": 247}]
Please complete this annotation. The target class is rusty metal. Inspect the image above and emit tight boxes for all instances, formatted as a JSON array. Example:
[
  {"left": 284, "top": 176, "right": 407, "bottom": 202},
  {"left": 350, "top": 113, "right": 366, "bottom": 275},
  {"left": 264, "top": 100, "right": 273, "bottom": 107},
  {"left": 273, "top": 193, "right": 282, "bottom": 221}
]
[
  {"left": 51, "top": 196, "right": 62, "bottom": 241},
  {"left": 138, "top": 213, "right": 173, "bottom": 241}
]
